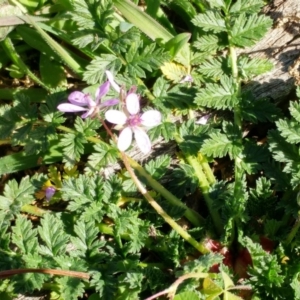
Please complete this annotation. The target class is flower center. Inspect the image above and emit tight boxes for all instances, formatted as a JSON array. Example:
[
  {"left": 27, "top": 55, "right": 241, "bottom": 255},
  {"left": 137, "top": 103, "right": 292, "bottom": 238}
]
[{"left": 128, "top": 114, "right": 141, "bottom": 127}]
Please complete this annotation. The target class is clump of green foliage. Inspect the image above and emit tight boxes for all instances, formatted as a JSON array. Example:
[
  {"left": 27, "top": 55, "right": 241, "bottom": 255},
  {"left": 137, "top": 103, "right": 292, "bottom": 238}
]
[{"left": 0, "top": 0, "right": 300, "bottom": 299}]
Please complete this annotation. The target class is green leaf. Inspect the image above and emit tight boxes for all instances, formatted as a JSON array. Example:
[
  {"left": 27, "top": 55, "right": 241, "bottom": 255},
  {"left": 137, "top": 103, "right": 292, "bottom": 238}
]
[
  {"left": 0, "top": 176, "right": 35, "bottom": 220},
  {"left": 60, "top": 130, "right": 87, "bottom": 167},
  {"left": 290, "top": 101, "right": 300, "bottom": 123},
  {"left": 276, "top": 119, "right": 300, "bottom": 144},
  {"left": 83, "top": 54, "right": 122, "bottom": 84},
  {"left": 194, "top": 33, "right": 227, "bottom": 53},
  {"left": 62, "top": 175, "right": 100, "bottom": 209},
  {"left": 38, "top": 213, "right": 69, "bottom": 257},
  {"left": 114, "top": 210, "right": 149, "bottom": 253},
  {"left": 231, "top": 13, "right": 272, "bottom": 47},
  {"left": 0, "top": 4, "right": 22, "bottom": 41},
  {"left": 55, "top": 276, "right": 85, "bottom": 300},
  {"left": 86, "top": 143, "right": 118, "bottom": 172},
  {"left": 240, "top": 142, "right": 269, "bottom": 174},
  {"left": 222, "top": 271, "right": 234, "bottom": 290},
  {"left": 229, "top": 0, "right": 264, "bottom": 14},
  {"left": 12, "top": 215, "right": 38, "bottom": 254},
  {"left": 113, "top": 0, "right": 173, "bottom": 42},
  {"left": 144, "top": 154, "right": 171, "bottom": 180},
  {"left": 238, "top": 56, "right": 273, "bottom": 80},
  {"left": 268, "top": 129, "right": 300, "bottom": 164},
  {"left": 199, "top": 57, "right": 228, "bottom": 78},
  {"left": 201, "top": 123, "right": 242, "bottom": 159},
  {"left": 39, "top": 54, "right": 67, "bottom": 88},
  {"left": 149, "top": 121, "right": 176, "bottom": 142},
  {"left": 125, "top": 41, "right": 169, "bottom": 78},
  {"left": 241, "top": 95, "right": 282, "bottom": 123},
  {"left": 74, "top": 117, "right": 101, "bottom": 137},
  {"left": 70, "top": 220, "right": 106, "bottom": 258},
  {"left": 192, "top": 11, "right": 226, "bottom": 33},
  {"left": 195, "top": 76, "right": 237, "bottom": 109},
  {"left": 0, "top": 104, "right": 18, "bottom": 139},
  {"left": 164, "top": 32, "right": 191, "bottom": 58}
]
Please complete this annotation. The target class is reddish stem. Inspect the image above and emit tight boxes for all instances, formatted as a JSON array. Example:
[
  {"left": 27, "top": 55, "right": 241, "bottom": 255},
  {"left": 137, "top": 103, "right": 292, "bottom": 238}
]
[{"left": 0, "top": 268, "right": 90, "bottom": 280}]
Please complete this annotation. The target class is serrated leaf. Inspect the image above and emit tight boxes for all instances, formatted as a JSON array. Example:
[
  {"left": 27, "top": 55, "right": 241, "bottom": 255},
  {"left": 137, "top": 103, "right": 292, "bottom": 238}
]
[
  {"left": 276, "top": 119, "right": 300, "bottom": 144},
  {"left": 231, "top": 13, "right": 272, "bottom": 47},
  {"left": 86, "top": 143, "right": 118, "bottom": 171},
  {"left": 74, "top": 117, "right": 101, "bottom": 137},
  {"left": 199, "top": 57, "right": 228, "bottom": 78},
  {"left": 201, "top": 131, "right": 241, "bottom": 159},
  {"left": 12, "top": 215, "right": 38, "bottom": 254},
  {"left": 149, "top": 122, "right": 175, "bottom": 142},
  {"left": 125, "top": 41, "right": 169, "bottom": 78},
  {"left": 241, "top": 96, "right": 282, "bottom": 123},
  {"left": 238, "top": 56, "right": 273, "bottom": 80},
  {"left": 290, "top": 101, "right": 300, "bottom": 123},
  {"left": 60, "top": 131, "right": 87, "bottom": 167},
  {"left": 56, "top": 276, "right": 85, "bottom": 300},
  {"left": 83, "top": 54, "right": 122, "bottom": 84},
  {"left": 71, "top": 220, "right": 106, "bottom": 258},
  {"left": 38, "top": 213, "right": 69, "bottom": 256},
  {"left": 62, "top": 175, "right": 106, "bottom": 217},
  {"left": 0, "top": 176, "right": 35, "bottom": 220},
  {"left": 144, "top": 154, "right": 171, "bottom": 179},
  {"left": 195, "top": 76, "right": 237, "bottom": 109},
  {"left": 268, "top": 130, "right": 300, "bottom": 164},
  {"left": 192, "top": 11, "right": 226, "bottom": 33},
  {"left": 161, "top": 62, "right": 187, "bottom": 83},
  {"left": 240, "top": 142, "right": 269, "bottom": 174},
  {"left": 230, "top": 0, "right": 264, "bottom": 14}
]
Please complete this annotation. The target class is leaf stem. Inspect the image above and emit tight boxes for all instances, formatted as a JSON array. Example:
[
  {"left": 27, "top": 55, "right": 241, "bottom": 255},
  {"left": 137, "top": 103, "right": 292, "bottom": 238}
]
[
  {"left": 185, "top": 154, "right": 223, "bottom": 235},
  {"left": 284, "top": 212, "right": 300, "bottom": 245}
]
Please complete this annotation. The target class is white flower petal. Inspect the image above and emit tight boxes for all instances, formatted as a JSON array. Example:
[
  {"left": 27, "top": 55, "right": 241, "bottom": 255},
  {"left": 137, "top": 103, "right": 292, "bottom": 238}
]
[
  {"left": 105, "top": 110, "right": 127, "bottom": 125},
  {"left": 133, "top": 127, "right": 151, "bottom": 154},
  {"left": 141, "top": 110, "right": 162, "bottom": 127},
  {"left": 118, "top": 127, "right": 133, "bottom": 151},
  {"left": 105, "top": 70, "right": 121, "bottom": 93},
  {"left": 195, "top": 115, "right": 209, "bottom": 125},
  {"left": 126, "top": 93, "right": 140, "bottom": 115},
  {"left": 57, "top": 103, "right": 88, "bottom": 112}
]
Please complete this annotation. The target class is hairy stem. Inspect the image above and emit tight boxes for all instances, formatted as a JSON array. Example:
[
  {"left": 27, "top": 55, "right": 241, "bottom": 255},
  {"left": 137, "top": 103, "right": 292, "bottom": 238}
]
[{"left": 185, "top": 154, "right": 223, "bottom": 235}]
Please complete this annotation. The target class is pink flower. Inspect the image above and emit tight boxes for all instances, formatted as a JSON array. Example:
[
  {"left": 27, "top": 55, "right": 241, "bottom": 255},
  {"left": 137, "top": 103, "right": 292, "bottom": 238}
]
[
  {"left": 45, "top": 186, "right": 56, "bottom": 201},
  {"left": 57, "top": 81, "right": 119, "bottom": 118},
  {"left": 105, "top": 93, "right": 161, "bottom": 154}
]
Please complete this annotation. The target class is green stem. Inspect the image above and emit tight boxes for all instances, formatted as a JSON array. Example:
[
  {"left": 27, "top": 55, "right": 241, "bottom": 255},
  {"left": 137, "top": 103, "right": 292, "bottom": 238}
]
[
  {"left": 57, "top": 125, "right": 205, "bottom": 227},
  {"left": 0, "top": 38, "right": 52, "bottom": 91},
  {"left": 185, "top": 155, "right": 223, "bottom": 235},
  {"left": 285, "top": 213, "right": 300, "bottom": 245},
  {"left": 198, "top": 153, "right": 215, "bottom": 185},
  {"left": 228, "top": 32, "right": 244, "bottom": 244},
  {"left": 121, "top": 152, "right": 209, "bottom": 254}
]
